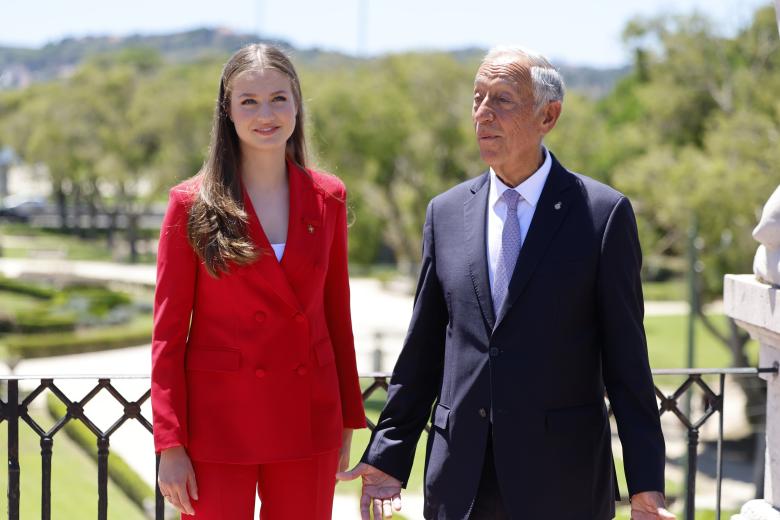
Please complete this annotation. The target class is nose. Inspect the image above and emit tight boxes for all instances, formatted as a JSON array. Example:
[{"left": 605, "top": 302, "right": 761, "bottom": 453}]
[
  {"left": 474, "top": 99, "right": 494, "bottom": 123},
  {"left": 257, "top": 101, "right": 274, "bottom": 120}
]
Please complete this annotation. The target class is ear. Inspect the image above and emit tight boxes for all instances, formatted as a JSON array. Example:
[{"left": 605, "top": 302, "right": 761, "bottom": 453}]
[{"left": 539, "top": 100, "right": 562, "bottom": 136}]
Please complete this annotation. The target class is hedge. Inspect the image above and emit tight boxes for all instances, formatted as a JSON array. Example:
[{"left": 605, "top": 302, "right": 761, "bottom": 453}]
[
  {"left": 1, "top": 315, "right": 152, "bottom": 359},
  {"left": 15, "top": 310, "right": 78, "bottom": 333},
  {"left": 46, "top": 395, "right": 155, "bottom": 512},
  {"left": 0, "top": 275, "right": 55, "bottom": 299}
]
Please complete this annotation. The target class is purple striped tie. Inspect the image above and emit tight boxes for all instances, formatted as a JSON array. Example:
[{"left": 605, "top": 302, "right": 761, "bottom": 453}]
[{"left": 493, "top": 189, "right": 522, "bottom": 314}]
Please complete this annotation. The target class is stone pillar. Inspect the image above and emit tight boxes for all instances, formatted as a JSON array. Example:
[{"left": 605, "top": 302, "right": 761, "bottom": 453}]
[{"left": 727, "top": 275, "right": 780, "bottom": 519}]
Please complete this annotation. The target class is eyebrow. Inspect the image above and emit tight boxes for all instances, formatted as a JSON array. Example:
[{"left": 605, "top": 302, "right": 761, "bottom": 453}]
[{"left": 237, "top": 90, "right": 289, "bottom": 98}]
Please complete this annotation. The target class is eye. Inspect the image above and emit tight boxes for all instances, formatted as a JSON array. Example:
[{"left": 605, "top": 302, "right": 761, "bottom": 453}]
[
  {"left": 272, "top": 95, "right": 288, "bottom": 102},
  {"left": 241, "top": 98, "right": 257, "bottom": 105}
]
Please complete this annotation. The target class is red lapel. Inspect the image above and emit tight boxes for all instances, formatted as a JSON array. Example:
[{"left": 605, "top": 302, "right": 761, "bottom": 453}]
[
  {"left": 280, "top": 160, "right": 324, "bottom": 280},
  {"left": 240, "top": 160, "right": 323, "bottom": 312}
]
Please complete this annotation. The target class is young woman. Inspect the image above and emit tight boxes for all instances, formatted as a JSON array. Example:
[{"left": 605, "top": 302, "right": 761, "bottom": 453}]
[{"left": 151, "top": 43, "right": 366, "bottom": 519}]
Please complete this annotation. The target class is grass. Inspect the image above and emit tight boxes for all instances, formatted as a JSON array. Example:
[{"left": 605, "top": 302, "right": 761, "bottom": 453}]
[
  {"left": 0, "top": 290, "right": 43, "bottom": 314},
  {"left": 0, "top": 409, "right": 148, "bottom": 520},
  {"left": 643, "top": 279, "right": 687, "bottom": 301},
  {"left": 644, "top": 314, "right": 758, "bottom": 370},
  {"left": 0, "top": 313, "right": 153, "bottom": 359},
  {"left": 0, "top": 223, "right": 157, "bottom": 263},
  {"left": 0, "top": 233, "right": 114, "bottom": 262}
]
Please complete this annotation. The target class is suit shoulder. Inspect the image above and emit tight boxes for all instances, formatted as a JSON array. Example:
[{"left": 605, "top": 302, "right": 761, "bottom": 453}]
[
  {"left": 430, "top": 172, "right": 488, "bottom": 210},
  {"left": 169, "top": 176, "right": 200, "bottom": 203},
  {"left": 569, "top": 171, "right": 627, "bottom": 209},
  {"left": 309, "top": 168, "right": 347, "bottom": 200}
]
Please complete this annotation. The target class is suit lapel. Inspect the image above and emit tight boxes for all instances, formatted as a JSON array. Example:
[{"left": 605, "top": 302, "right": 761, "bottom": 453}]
[
  {"left": 280, "top": 161, "right": 324, "bottom": 282},
  {"left": 494, "top": 157, "right": 576, "bottom": 329},
  {"left": 241, "top": 166, "right": 301, "bottom": 312},
  {"left": 463, "top": 172, "right": 496, "bottom": 330}
]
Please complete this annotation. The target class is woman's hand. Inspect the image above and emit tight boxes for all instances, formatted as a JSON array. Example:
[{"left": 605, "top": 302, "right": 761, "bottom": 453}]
[
  {"left": 339, "top": 428, "right": 354, "bottom": 473},
  {"left": 158, "top": 446, "right": 198, "bottom": 515}
]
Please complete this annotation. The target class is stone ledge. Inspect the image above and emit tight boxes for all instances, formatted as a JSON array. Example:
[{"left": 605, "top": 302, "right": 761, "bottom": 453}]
[
  {"left": 732, "top": 499, "right": 780, "bottom": 520},
  {"left": 724, "top": 275, "right": 780, "bottom": 336}
]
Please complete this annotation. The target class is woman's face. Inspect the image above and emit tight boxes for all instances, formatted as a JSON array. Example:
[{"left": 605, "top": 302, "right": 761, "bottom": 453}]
[{"left": 228, "top": 68, "right": 297, "bottom": 156}]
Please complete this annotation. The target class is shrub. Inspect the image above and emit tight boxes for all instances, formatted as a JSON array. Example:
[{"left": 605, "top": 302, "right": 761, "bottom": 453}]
[
  {"left": 0, "top": 276, "right": 55, "bottom": 299},
  {"left": 15, "top": 309, "right": 78, "bottom": 333}
]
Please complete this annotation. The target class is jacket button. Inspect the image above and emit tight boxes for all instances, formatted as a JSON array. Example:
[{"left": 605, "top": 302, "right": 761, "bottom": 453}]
[
  {"left": 294, "top": 313, "right": 305, "bottom": 324},
  {"left": 254, "top": 369, "right": 266, "bottom": 378},
  {"left": 254, "top": 311, "right": 266, "bottom": 323},
  {"left": 296, "top": 365, "right": 308, "bottom": 376},
  {"left": 489, "top": 347, "right": 499, "bottom": 358},
  {"left": 478, "top": 408, "right": 487, "bottom": 418}
]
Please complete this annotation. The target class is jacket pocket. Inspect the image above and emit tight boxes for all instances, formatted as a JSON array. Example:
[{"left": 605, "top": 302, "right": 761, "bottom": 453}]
[
  {"left": 545, "top": 402, "right": 605, "bottom": 434},
  {"left": 186, "top": 347, "right": 241, "bottom": 372},
  {"left": 313, "top": 337, "right": 336, "bottom": 367},
  {"left": 431, "top": 403, "right": 451, "bottom": 430}
]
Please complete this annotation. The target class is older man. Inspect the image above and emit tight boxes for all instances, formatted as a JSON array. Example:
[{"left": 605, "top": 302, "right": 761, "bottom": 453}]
[{"left": 338, "top": 47, "right": 673, "bottom": 520}]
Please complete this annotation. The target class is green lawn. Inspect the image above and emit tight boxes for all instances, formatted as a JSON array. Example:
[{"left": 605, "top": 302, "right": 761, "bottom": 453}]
[
  {"left": 645, "top": 313, "right": 758, "bottom": 370},
  {"left": 0, "top": 410, "right": 148, "bottom": 520},
  {"left": 0, "top": 290, "right": 43, "bottom": 314},
  {"left": 643, "top": 279, "right": 687, "bottom": 301},
  {"left": 0, "top": 313, "right": 153, "bottom": 359},
  {"left": 0, "top": 224, "right": 156, "bottom": 264}
]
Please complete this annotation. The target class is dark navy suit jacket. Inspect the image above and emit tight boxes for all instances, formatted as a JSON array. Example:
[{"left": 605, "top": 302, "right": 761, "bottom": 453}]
[{"left": 362, "top": 154, "right": 665, "bottom": 520}]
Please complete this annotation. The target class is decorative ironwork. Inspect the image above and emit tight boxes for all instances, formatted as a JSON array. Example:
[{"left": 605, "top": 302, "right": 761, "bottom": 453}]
[{"left": 1, "top": 366, "right": 777, "bottom": 520}]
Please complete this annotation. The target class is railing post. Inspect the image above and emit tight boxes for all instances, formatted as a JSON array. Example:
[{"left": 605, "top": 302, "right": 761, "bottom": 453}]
[
  {"left": 41, "top": 437, "right": 53, "bottom": 520},
  {"left": 7, "top": 379, "right": 20, "bottom": 520},
  {"left": 97, "top": 436, "right": 109, "bottom": 520},
  {"left": 155, "top": 452, "right": 165, "bottom": 520},
  {"left": 716, "top": 374, "right": 725, "bottom": 520},
  {"left": 685, "top": 428, "right": 700, "bottom": 520}
]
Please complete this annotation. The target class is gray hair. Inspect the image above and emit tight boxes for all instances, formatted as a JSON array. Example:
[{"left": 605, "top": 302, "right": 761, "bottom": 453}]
[{"left": 482, "top": 45, "right": 565, "bottom": 112}]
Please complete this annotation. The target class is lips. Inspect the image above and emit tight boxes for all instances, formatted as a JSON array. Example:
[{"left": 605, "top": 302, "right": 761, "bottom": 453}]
[
  {"left": 477, "top": 127, "right": 500, "bottom": 140},
  {"left": 253, "top": 126, "right": 280, "bottom": 136}
]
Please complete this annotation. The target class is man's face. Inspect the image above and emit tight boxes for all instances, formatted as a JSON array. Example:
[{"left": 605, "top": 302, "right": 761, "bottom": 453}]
[{"left": 472, "top": 58, "right": 545, "bottom": 174}]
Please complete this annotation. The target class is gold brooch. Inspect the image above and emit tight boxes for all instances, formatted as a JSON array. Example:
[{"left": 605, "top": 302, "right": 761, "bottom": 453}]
[{"left": 307, "top": 224, "right": 315, "bottom": 234}]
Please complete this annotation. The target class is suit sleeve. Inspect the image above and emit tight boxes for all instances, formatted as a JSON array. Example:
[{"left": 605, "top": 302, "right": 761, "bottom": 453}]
[
  {"left": 323, "top": 186, "right": 367, "bottom": 429},
  {"left": 361, "top": 199, "right": 448, "bottom": 486},
  {"left": 598, "top": 196, "right": 665, "bottom": 497},
  {"left": 151, "top": 187, "right": 197, "bottom": 452}
]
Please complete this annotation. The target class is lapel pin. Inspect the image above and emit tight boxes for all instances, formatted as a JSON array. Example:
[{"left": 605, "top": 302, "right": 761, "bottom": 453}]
[
  {"left": 307, "top": 224, "right": 315, "bottom": 234},
  {"left": 554, "top": 202, "right": 562, "bottom": 210}
]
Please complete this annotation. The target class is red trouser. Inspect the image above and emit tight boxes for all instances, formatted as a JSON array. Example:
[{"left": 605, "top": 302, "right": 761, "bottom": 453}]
[{"left": 182, "top": 449, "right": 340, "bottom": 520}]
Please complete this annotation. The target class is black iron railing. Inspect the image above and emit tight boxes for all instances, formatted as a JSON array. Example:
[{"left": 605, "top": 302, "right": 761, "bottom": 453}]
[{"left": 1, "top": 366, "right": 778, "bottom": 520}]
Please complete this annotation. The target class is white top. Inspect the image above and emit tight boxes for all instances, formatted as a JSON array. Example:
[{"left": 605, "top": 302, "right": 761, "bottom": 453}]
[
  {"left": 271, "top": 243, "right": 286, "bottom": 262},
  {"left": 486, "top": 147, "right": 552, "bottom": 291}
]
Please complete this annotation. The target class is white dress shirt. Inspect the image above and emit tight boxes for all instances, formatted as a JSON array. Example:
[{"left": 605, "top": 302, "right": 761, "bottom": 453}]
[{"left": 486, "top": 147, "right": 552, "bottom": 291}]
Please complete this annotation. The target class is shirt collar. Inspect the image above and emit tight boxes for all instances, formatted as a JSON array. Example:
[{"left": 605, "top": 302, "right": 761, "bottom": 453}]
[{"left": 489, "top": 146, "right": 552, "bottom": 209}]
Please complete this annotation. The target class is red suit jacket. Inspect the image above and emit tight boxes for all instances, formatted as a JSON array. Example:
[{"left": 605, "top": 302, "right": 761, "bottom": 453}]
[{"left": 151, "top": 161, "right": 366, "bottom": 464}]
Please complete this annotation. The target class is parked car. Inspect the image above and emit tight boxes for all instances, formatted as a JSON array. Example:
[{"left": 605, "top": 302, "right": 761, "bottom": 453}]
[{"left": 0, "top": 195, "right": 47, "bottom": 222}]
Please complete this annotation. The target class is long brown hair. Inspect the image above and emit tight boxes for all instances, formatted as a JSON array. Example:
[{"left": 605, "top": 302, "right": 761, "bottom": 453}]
[{"left": 187, "top": 43, "right": 307, "bottom": 277}]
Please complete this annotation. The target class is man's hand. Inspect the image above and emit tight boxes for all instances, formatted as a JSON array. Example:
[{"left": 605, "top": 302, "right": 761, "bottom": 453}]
[
  {"left": 157, "top": 446, "right": 198, "bottom": 515},
  {"left": 337, "top": 462, "right": 403, "bottom": 519},
  {"left": 630, "top": 491, "right": 675, "bottom": 520},
  {"left": 339, "top": 429, "right": 353, "bottom": 473}
]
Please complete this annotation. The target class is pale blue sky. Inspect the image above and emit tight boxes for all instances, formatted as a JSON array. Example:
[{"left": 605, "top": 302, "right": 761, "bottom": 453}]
[{"left": 1, "top": 0, "right": 772, "bottom": 66}]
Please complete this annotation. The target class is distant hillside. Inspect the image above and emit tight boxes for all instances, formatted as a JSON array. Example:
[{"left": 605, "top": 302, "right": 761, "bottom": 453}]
[{"left": 0, "top": 28, "right": 629, "bottom": 96}]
